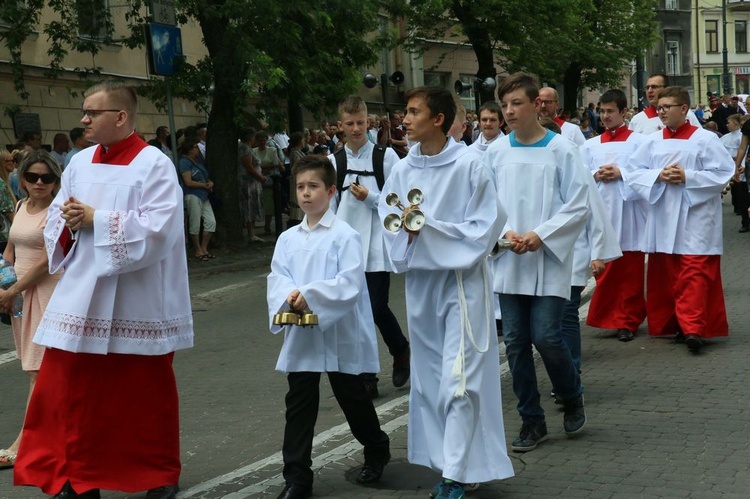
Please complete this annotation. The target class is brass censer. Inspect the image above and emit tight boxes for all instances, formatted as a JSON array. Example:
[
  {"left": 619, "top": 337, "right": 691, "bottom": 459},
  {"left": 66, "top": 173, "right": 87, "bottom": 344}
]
[{"left": 383, "top": 189, "right": 426, "bottom": 232}]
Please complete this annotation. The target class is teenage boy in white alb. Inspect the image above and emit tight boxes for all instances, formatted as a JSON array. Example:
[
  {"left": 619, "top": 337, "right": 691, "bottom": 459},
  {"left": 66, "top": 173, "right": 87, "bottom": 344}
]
[
  {"left": 379, "top": 86, "right": 513, "bottom": 499},
  {"left": 624, "top": 86, "right": 733, "bottom": 353},
  {"left": 583, "top": 89, "right": 649, "bottom": 342},
  {"left": 485, "top": 72, "right": 589, "bottom": 453},
  {"left": 470, "top": 101, "right": 505, "bottom": 153}
]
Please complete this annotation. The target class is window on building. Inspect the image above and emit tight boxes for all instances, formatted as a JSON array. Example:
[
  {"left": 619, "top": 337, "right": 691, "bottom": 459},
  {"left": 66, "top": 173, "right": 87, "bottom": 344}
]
[
  {"left": 0, "top": 0, "right": 28, "bottom": 27},
  {"left": 458, "top": 74, "right": 476, "bottom": 111},
  {"left": 665, "top": 0, "right": 678, "bottom": 10},
  {"left": 706, "top": 20, "right": 719, "bottom": 53},
  {"left": 736, "top": 20, "right": 747, "bottom": 53},
  {"left": 666, "top": 41, "right": 681, "bottom": 76},
  {"left": 76, "top": 0, "right": 110, "bottom": 40},
  {"left": 424, "top": 72, "right": 450, "bottom": 89}
]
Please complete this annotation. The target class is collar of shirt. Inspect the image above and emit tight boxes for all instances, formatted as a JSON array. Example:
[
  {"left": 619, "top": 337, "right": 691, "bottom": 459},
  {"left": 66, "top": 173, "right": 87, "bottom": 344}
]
[
  {"left": 663, "top": 121, "right": 698, "bottom": 140},
  {"left": 299, "top": 208, "right": 335, "bottom": 233},
  {"left": 600, "top": 124, "right": 633, "bottom": 143},
  {"left": 93, "top": 131, "right": 147, "bottom": 165},
  {"left": 644, "top": 105, "right": 659, "bottom": 119},
  {"left": 345, "top": 140, "right": 373, "bottom": 159}
]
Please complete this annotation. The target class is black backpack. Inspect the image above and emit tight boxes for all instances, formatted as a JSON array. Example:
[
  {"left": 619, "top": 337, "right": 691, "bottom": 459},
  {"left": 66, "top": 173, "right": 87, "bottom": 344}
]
[{"left": 335, "top": 145, "right": 386, "bottom": 200}]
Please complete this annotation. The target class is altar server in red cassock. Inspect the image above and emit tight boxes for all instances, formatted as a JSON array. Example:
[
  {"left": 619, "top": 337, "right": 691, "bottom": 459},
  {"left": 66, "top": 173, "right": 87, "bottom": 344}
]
[
  {"left": 582, "top": 89, "right": 648, "bottom": 342},
  {"left": 13, "top": 81, "right": 192, "bottom": 499},
  {"left": 623, "top": 86, "right": 732, "bottom": 353}
]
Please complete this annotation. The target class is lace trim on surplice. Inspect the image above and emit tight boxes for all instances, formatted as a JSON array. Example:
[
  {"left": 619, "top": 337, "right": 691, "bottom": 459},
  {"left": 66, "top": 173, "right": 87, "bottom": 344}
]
[
  {"left": 40, "top": 309, "right": 193, "bottom": 340},
  {"left": 46, "top": 215, "right": 65, "bottom": 257},
  {"left": 107, "top": 210, "right": 129, "bottom": 275}
]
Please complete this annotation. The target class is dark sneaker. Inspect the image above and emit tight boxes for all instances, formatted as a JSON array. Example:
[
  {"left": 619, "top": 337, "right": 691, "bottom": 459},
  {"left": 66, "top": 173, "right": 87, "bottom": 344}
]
[
  {"left": 685, "top": 334, "right": 703, "bottom": 353},
  {"left": 617, "top": 329, "right": 635, "bottom": 342},
  {"left": 429, "top": 479, "right": 466, "bottom": 499},
  {"left": 563, "top": 395, "right": 586, "bottom": 434},
  {"left": 511, "top": 422, "right": 548, "bottom": 452},
  {"left": 392, "top": 346, "right": 410, "bottom": 388}
]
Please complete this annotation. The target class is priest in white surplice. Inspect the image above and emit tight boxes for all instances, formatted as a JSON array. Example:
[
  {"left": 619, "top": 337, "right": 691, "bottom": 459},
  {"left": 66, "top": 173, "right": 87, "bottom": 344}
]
[{"left": 14, "top": 81, "right": 192, "bottom": 499}]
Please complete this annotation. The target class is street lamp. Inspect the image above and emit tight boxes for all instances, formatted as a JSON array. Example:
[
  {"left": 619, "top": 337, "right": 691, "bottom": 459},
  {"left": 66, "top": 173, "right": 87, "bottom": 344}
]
[{"left": 722, "top": 0, "right": 731, "bottom": 94}]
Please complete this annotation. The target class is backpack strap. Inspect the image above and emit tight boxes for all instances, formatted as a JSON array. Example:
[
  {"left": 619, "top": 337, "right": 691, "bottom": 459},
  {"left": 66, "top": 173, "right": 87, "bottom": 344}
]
[{"left": 372, "top": 145, "right": 386, "bottom": 190}]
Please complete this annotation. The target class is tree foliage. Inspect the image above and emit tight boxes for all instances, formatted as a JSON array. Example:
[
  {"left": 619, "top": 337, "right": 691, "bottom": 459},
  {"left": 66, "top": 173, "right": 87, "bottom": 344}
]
[
  {"left": 2, "top": 0, "right": 386, "bottom": 244},
  {"left": 389, "top": 0, "right": 658, "bottom": 111}
]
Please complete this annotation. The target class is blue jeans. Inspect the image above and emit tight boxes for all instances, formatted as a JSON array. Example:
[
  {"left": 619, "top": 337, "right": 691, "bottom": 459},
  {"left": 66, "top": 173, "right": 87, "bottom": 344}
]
[
  {"left": 500, "top": 294, "right": 582, "bottom": 425},
  {"left": 561, "top": 286, "right": 585, "bottom": 373}
]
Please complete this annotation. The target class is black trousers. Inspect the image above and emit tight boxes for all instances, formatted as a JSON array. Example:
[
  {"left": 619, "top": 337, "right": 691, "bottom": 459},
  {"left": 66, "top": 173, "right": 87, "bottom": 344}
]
[
  {"left": 364, "top": 272, "right": 408, "bottom": 357},
  {"left": 282, "top": 371, "right": 390, "bottom": 488},
  {"left": 735, "top": 180, "right": 750, "bottom": 228}
]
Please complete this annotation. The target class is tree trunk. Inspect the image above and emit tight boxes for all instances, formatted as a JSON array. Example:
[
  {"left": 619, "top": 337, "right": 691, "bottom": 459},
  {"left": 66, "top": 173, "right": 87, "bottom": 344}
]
[
  {"left": 287, "top": 92, "right": 304, "bottom": 134},
  {"left": 199, "top": 12, "right": 245, "bottom": 247},
  {"left": 562, "top": 63, "right": 583, "bottom": 115},
  {"left": 452, "top": 0, "right": 497, "bottom": 107}
]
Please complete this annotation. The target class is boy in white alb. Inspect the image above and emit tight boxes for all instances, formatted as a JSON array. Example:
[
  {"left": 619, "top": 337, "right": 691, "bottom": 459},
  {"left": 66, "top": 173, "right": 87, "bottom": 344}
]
[
  {"left": 623, "top": 86, "right": 733, "bottom": 353},
  {"left": 485, "top": 73, "right": 590, "bottom": 452},
  {"left": 583, "top": 89, "right": 649, "bottom": 341},
  {"left": 267, "top": 156, "right": 390, "bottom": 499},
  {"left": 379, "top": 86, "right": 513, "bottom": 498}
]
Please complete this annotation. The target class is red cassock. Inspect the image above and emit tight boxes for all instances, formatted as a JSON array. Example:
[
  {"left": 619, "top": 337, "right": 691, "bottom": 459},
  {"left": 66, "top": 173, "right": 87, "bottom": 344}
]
[
  {"left": 14, "top": 349, "right": 181, "bottom": 494},
  {"left": 645, "top": 253, "right": 728, "bottom": 338},
  {"left": 586, "top": 251, "right": 646, "bottom": 332}
]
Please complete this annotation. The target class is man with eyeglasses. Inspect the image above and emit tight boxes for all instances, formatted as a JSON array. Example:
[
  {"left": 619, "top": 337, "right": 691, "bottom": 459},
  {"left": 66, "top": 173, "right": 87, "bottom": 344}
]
[
  {"left": 629, "top": 74, "right": 701, "bottom": 134},
  {"left": 538, "top": 87, "right": 586, "bottom": 146},
  {"left": 623, "top": 86, "right": 733, "bottom": 354},
  {"left": 13, "top": 81, "right": 192, "bottom": 499}
]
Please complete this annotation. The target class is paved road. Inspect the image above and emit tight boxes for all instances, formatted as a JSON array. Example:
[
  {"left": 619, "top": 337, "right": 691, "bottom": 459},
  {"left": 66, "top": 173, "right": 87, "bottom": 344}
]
[{"left": 2, "top": 203, "right": 750, "bottom": 498}]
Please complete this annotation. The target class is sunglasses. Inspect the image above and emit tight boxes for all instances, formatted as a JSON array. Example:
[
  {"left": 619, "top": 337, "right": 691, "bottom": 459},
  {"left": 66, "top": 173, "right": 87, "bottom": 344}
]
[{"left": 23, "top": 172, "right": 57, "bottom": 184}]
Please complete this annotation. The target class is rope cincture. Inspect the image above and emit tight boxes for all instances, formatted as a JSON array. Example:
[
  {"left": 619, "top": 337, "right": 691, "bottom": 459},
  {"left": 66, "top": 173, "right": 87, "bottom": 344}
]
[{"left": 451, "top": 261, "right": 493, "bottom": 397}]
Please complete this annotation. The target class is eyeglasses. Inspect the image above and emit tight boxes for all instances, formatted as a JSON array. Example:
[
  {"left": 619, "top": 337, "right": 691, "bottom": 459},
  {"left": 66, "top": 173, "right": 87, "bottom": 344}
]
[
  {"left": 645, "top": 85, "right": 665, "bottom": 90},
  {"left": 539, "top": 100, "right": 558, "bottom": 106},
  {"left": 657, "top": 104, "right": 682, "bottom": 112},
  {"left": 80, "top": 109, "right": 121, "bottom": 118},
  {"left": 23, "top": 172, "right": 57, "bottom": 184}
]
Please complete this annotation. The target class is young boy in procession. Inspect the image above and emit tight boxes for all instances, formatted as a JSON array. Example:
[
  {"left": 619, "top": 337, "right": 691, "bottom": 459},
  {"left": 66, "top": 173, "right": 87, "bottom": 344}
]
[
  {"left": 721, "top": 114, "right": 749, "bottom": 232},
  {"left": 484, "top": 72, "right": 590, "bottom": 452},
  {"left": 623, "top": 86, "right": 733, "bottom": 353},
  {"left": 331, "top": 96, "right": 410, "bottom": 398},
  {"left": 378, "top": 86, "right": 514, "bottom": 498},
  {"left": 583, "top": 89, "right": 649, "bottom": 342},
  {"left": 267, "top": 156, "right": 390, "bottom": 499}
]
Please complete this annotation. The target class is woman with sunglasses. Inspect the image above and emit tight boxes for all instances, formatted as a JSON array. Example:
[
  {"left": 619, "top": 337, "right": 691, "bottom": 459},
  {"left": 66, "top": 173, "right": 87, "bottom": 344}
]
[{"left": 0, "top": 150, "right": 63, "bottom": 471}]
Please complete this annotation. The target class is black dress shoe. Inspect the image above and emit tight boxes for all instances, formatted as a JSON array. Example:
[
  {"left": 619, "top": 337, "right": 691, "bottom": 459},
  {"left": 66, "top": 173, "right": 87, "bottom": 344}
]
[
  {"left": 740, "top": 226, "right": 750, "bottom": 233},
  {"left": 146, "top": 485, "right": 179, "bottom": 499},
  {"left": 685, "top": 334, "right": 703, "bottom": 353},
  {"left": 276, "top": 483, "right": 312, "bottom": 499},
  {"left": 356, "top": 452, "right": 390, "bottom": 484},
  {"left": 617, "top": 329, "right": 635, "bottom": 342},
  {"left": 392, "top": 346, "right": 410, "bottom": 388},
  {"left": 52, "top": 482, "right": 101, "bottom": 499}
]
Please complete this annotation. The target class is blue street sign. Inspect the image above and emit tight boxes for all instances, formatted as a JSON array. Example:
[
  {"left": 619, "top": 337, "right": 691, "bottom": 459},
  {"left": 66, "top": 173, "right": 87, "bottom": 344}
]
[{"left": 148, "top": 23, "right": 183, "bottom": 76}]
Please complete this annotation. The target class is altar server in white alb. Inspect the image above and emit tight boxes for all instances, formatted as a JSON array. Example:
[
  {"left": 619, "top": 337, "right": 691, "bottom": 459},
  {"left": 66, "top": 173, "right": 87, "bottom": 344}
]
[
  {"left": 379, "top": 86, "right": 513, "bottom": 499},
  {"left": 629, "top": 73, "right": 701, "bottom": 135},
  {"left": 485, "top": 73, "right": 590, "bottom": 453},
  {"left": 14, "top": 81, "right": 193, "bottom": 499},
  {"left": 330, "top": 95, "right": 410, "bottom": 397},
  {"left": 624, "top": 86, "right": 733, "bottom": 354},
  {"left": 469, "top": 101, "right": 505, "bottom": 153},
  {"left": 582, "top": 89, "right": 649, "bottom": 342},
  {"left": 267, "top": 155, "right": 390, "bottom": 499}
]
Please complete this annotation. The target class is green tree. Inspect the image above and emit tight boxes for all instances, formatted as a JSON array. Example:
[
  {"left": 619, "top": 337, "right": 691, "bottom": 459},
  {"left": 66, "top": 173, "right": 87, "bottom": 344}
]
[
  {"left": 1, "top": 0, "right": 384, "bottom": 245},
  {"left": 389, "top": 0, "right": 658, "bottom": 112}
]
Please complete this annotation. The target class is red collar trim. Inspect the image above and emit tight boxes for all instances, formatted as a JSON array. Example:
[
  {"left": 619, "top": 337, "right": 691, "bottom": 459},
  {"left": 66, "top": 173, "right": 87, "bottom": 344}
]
[
  {"left": 662, "top": 122, "right": 698, "bottom": 140},
  {"left": 92, "top": 132, "right": 148, "bottom": 165},
  {"left": 553, "top": 117, "right": 566, "bottom": 127},
  {"left": 600, "top": 124, "right": 633, "bottom": 143},
  {"left": 644, "top": 105, "right": 659, "bottom": 119}
]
